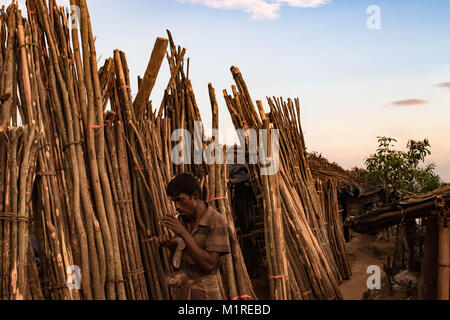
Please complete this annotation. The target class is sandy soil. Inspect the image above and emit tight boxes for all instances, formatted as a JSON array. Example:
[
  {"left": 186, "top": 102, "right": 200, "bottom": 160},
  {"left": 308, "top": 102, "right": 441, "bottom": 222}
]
[
  {"left": 251, "top": 231, "right": 414, "bottom": 300},
  {"left": 339, "top": 232, "right": 412, "bottom": 300}
]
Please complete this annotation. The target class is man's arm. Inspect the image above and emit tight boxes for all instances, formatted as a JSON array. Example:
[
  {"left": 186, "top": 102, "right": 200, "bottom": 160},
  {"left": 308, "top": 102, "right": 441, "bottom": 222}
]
[
  {"left": 160, "top": 215, "right": 221, "bottom": 274},
  {"left": 180, "top": 231, "right": 221, "bottom": 274}
]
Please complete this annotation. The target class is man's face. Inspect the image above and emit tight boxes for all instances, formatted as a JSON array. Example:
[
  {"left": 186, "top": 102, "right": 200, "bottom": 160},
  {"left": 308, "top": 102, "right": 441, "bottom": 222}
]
[{"left": 171, "top": 193, "right": 197, "bottom": 218}]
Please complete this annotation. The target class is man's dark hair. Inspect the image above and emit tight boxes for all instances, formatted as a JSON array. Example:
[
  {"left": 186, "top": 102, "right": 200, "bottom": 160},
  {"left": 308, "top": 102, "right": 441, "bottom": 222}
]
[{"left": 166, "top": 173, "right": 203, "bottom": 200}]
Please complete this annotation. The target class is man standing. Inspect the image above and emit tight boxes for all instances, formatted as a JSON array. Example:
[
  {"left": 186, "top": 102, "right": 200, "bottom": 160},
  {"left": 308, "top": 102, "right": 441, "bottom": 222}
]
[{"left": 157, "top": 173, "right": 230, "bottom": 300}]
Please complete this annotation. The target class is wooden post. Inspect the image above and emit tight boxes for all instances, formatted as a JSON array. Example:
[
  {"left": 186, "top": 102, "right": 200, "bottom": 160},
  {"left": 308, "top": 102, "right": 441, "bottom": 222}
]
[
  {"left": 133, "top": 38, "right": 169, "bottom": 118},
  {"left": 418, "top": 216, "right": 439, "bottom": 300},
  {"left": 437, "top": 208, "right": 449, "bottom": 300}
]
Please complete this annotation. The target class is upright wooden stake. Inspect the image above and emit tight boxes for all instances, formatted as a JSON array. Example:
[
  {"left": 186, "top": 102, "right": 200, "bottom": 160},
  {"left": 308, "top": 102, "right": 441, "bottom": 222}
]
[
  {"left": 133, "top": 38, "right": 168, "bottom": 119},
  {"left": 437, "top": 209, "right": 449, "bottom": 300}
]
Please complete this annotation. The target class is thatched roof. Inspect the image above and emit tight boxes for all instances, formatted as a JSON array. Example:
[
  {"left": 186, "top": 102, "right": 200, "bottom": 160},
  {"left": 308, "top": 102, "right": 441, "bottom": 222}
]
[{"left": 307, "top": 152, "right": 383, "bottom": 197}]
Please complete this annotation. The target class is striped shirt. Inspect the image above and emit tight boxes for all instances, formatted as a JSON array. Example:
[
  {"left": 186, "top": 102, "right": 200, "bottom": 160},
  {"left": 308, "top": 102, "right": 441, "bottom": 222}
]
[
  {"left": 179, "top": 204, "right": 231, "bottom": 275},
  {"left": 171, "top": 204, "right": 230, "bottom": 300}
]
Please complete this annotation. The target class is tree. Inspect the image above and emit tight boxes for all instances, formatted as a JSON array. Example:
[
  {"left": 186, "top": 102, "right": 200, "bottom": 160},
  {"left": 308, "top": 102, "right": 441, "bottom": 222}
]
[
  {"left": 361, "top": 137, "right": 442, "bottom": 273},
  {"left": 362, "top": 137, "right": 441, "bottom": 198}
]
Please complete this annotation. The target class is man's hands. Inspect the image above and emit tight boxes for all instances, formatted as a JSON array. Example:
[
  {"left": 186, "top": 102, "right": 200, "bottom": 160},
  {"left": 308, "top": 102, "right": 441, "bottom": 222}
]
[
  {"left": 160, "top": 215, "right": 188, "bottom": 237},
  {"left": 156, "top": 215, "right": 188, "bottom": 250},
  {"left": 158, "top": 215, "right": 221, "bottom": 274},
  {"left": 155, "top": 234, "right": 178, "bottom": 250}
]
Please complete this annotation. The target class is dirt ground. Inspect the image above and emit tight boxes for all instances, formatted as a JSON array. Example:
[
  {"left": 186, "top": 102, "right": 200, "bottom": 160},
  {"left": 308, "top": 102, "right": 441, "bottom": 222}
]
[
  {"left": 250, "top": 231, "right": 416, "bottom": 300},
  {"left": 339, "top": 232, "right": 413, "bottom": 300}
]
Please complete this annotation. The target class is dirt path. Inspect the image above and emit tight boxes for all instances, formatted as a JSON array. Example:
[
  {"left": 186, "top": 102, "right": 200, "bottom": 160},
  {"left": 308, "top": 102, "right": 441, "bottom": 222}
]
[{"left": 339, "top": 232, "right": 396, "bottom": 300}]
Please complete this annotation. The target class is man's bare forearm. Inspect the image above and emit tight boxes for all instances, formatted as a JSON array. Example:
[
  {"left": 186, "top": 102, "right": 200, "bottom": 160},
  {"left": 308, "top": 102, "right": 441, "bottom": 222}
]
[{"left": 180, "top": 231, "right": 218, "bottom": 274}]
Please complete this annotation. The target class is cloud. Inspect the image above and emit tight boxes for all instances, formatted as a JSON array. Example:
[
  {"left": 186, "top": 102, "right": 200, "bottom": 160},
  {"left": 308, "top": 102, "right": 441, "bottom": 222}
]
[
  {"left": 177, "top": 0, "right": 330, "bottom": 20},
  {"left": 436, "top": 82, "right": 450, "bottom": 89},
  {"left": 392, "top": 99, "right": 428, "bottom": 106}
]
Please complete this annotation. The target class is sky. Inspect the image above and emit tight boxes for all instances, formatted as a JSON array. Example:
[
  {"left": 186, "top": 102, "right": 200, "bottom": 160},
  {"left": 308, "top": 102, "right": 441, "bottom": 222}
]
[{"left": 9, "top": 0, "right": 450, "bottom": 181}]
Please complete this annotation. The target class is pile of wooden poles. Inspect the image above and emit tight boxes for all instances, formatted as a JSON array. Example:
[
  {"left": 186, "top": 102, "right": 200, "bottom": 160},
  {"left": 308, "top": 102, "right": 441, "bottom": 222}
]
[
  {"left": 0, "top": 0, "right": 352, "bottom": 300},
  {"left": 153, "top": 31, "right": 257, "bottom": 299},
  {"left": 0, "top": 0, "right": 172, "bottom": 300},
  {"left": 0, "top": 126, "right": 41, "bottom": 299},
  {"left": 315, "top": 178, "right": 352, "bottom": 280},
  {"left": 207, "top": 85, "right": 256, "bottom": 300},
  {"left": 266, "top": 97, "right": 343, "bottom": 283},
  {"left": 105, "top": 48, "right": 175, "bottom": 300},
  {"left": 222, "top": 68, "right": 344, "bottom": 300}
]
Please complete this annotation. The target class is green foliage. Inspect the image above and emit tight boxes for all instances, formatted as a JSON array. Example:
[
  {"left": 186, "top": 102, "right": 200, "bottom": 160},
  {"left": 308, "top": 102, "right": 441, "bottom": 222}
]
[{"left": 362, "top": 137, "right": 442, "bottom": 196}]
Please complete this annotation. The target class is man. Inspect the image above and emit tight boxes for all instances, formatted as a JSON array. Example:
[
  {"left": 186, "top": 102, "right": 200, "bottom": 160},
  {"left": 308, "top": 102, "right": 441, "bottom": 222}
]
[{"left": 157, "top": 173, "right": 230, "bottom": 300}]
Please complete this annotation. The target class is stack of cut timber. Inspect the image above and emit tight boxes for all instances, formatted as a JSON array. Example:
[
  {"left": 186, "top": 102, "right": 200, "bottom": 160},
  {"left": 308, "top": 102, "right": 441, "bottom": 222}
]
[
  {"left": 0, "top": 126, "right": 40, "bottom": 300},
  {"left": 223, "top": 67, "right": 342, "bottom": 300},
  {"left": 266, "top": 97, "right": 342, "bottom": 285},
  {"left": 107, "top": 48, "right": 174, "bottom": 299},
  {"left": 153, "top": 31, "right": 257, "bottom": 299},
  {"left": 0, "top": 0, "right": 161, "bottom": 300},
  {"left": 207, "top": 84, "right": 257, "bottom": 300},
  {"left": 156, "top": 30, "right": 207, "bottom": 179},
  {"left": 315, "top": 178, "right": 351, "bottom": 280}
]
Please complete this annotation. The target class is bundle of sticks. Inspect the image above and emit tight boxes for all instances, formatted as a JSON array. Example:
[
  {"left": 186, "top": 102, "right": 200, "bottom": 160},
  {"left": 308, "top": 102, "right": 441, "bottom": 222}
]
[
  {"left": 266, "top": 97, "right": 343, "bottom": 284},
  {"left": 315, "top": 178, "right": 351, "bottom": 280},
  {"left": 223, "top": 67, "right": 343, "bottom": 300},
  {"left": 0, "top": 0, "right": 351, "bottom": 301},
  {"left": 0, "top": 0, "right": 164, "bottom": 299},
  {"left": 106, "top": 48, "right": 175, "bottom": 299},
  {"left": 157, "top": 30, "right": 207, "bottom": 179},
  {"left": 207, "top": 84, "right": 257, "bottom": 300},
  {"left": 153, "top": 32, "right": 257, "bottom": 299},
  {"left": 0, "top": 126, "right": 40, "bottom": 299}
]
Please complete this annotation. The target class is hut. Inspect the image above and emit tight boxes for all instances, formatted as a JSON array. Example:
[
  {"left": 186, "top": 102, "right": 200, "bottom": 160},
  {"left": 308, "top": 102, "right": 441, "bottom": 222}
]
[
  {"left": 308, "top": 153, "right": 388, "bottom": 241},
  {"left": 346, "top": 185, "right": 450, "bottom": 300}
]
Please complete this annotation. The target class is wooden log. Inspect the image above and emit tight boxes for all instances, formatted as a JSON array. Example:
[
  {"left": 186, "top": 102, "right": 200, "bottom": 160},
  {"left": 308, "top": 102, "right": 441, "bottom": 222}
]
[
  {"left": 346, "top": 196, "right": 450, "bottom": 234},
  {"left": 133, "top": 38, "right": 168, "bottom": 119},
  {"left": 0, "top": 6, "right": 16, "bottom": 130},
  {"left": 418, "top": 216, "right": 439, "bottom": 299}
]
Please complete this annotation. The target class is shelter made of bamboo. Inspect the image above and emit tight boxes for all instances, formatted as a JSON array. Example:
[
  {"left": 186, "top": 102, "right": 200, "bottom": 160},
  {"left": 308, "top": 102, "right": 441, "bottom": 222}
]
[{"left": 346, "top": 185, "right": 450, "bottom": 300}]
